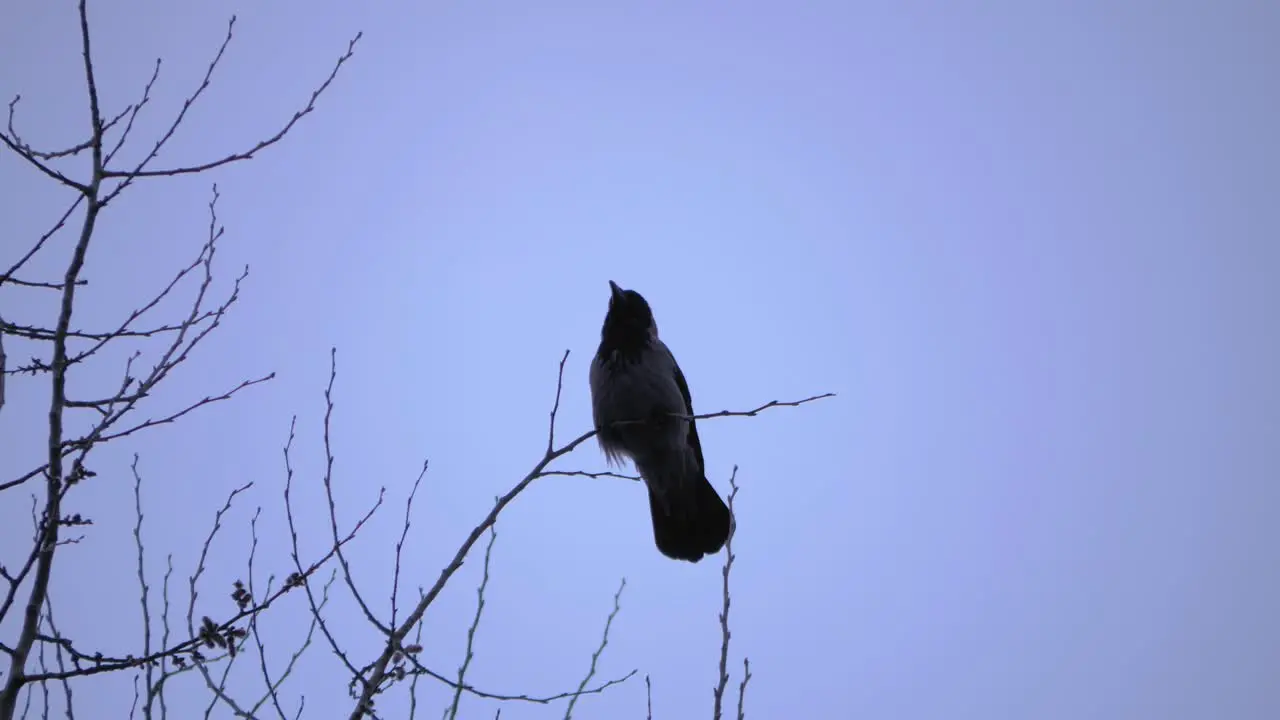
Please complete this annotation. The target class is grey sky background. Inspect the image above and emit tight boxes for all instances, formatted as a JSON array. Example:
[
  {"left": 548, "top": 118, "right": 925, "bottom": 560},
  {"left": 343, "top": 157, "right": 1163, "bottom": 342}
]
[{"left": 2, "top": 1, "right": 1278, "bottom": 718}]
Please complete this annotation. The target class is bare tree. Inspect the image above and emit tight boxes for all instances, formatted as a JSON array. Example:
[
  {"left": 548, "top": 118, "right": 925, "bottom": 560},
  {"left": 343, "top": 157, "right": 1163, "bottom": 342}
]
[{"left": 0, "top": 4, "right": 833, "bottom": 718}]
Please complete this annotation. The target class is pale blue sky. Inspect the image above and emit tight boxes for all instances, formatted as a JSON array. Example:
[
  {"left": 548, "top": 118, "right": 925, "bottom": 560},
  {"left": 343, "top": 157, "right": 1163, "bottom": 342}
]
[{"left": 2, "top": 1, "right": 1278, "bottom": 718}]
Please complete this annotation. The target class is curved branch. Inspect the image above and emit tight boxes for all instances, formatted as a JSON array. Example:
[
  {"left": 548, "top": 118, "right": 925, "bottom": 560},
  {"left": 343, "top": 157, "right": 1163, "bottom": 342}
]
[{"left": 100, "top": 29, "right": 361, "bottom": 185}]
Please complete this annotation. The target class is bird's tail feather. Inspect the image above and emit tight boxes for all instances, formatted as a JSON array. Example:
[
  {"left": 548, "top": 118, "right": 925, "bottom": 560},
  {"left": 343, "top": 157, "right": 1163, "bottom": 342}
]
[{"left": 647, "top": 474, "right": 732, "bottom": 563}]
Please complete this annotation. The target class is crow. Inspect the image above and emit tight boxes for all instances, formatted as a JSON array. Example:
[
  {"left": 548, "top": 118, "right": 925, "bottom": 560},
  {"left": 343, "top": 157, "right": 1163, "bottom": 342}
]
[{"left": 589, "top": 280, "right": 733, "bottom": 562}]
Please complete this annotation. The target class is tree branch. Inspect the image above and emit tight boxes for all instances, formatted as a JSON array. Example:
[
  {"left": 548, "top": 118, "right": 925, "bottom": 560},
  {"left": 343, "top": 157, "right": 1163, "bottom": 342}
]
[
  {"left": 0, "top": 196, "right": 85, "bottom": 288},
  {"left": 713, "top": 468, "right": 742, "bottom": 720},
  {"left": 100, "top": 28, "right": 361, "bottom": 184},
  {"left": 563, "top": 578, "right": 627, "bottom": 720},
  {"left": 0, "top": 2, "right": 105, "bottom": 713},
  {"left": 319, "top": 350, "right": 391, "bottom": 637},
  {"left": 444, "top": 526, "right": 498, "bottom": 720}
]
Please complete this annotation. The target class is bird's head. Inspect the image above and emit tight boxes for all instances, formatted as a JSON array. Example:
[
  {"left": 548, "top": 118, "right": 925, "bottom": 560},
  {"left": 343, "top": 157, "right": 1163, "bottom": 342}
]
[{"left": 601, "top": 280, "right": 658, "bottom": 346}]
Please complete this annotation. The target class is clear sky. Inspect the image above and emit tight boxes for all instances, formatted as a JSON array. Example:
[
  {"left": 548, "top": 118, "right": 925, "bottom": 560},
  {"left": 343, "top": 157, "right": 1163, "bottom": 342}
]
[{"left": 2, "top": 1, "right": 1278, "bottom": 718}]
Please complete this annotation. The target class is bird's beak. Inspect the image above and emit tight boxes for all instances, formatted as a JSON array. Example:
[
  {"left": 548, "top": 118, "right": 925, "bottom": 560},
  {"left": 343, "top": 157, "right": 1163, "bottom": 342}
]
[{"left": 608, "top": 280, "right": 624, "bottom": 302}]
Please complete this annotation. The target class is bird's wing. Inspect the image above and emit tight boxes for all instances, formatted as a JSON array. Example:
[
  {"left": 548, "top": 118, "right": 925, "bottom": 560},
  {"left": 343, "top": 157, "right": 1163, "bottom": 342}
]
[
  {"left": 588, "top": 351, "right": 609, "bottom": 430},
  {"left": 667, "top": 346, "right": 707, "bottom": 476}
]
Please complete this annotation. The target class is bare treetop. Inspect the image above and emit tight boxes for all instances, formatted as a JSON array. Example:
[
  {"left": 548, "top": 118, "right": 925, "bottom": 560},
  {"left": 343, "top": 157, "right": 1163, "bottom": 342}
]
[{"left": 0, "top": 3, "right": 833, "bottom": 718}]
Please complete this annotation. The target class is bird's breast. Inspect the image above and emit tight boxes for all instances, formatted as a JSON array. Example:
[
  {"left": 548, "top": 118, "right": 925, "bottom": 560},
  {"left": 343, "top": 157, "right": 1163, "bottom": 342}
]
[{"left": 590, "top": 348, "right": 684, "bottom": 425}]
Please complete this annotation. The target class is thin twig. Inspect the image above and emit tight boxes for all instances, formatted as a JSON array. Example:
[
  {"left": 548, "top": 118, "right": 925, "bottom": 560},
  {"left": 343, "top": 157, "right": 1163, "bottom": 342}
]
[
  {"left": 282, "top": 416, "right": 381, "bottom": 687},
  {"left": 185, "top": 483, "right": 254, "bottom": 635},
  {"left": 391, "top": 462, "right": 428, "bottom": 629},
  {"left": 129, "top": 676, "right": 140, "bottom": 720},
  {"left": 0, "top": 313, "right": 6, "bottom": 415},
  {"left": 403, "top": 655, "right": 636, "bottom": 708},
  {"left": 248, "top": 570, "right": 336, "bottom": 719},
  {"left": 41, "top": 597, "right": 74, "bottom": 719},
  {"left": 320, "top": 349, "right": 390, "bottom": 636},
  {"left": 537, "top": 470, "right": 639, "bottom": 482},
  {"left": 102, "top": 59, "right": 161, "bottom": 168},
  {"left": 445, "top": 527, "right": 498, "bottom": 720},
  {"left": 252, "top": 568, "right": 335, "bottom": 712},
  {"left": 0, "top": 122, "right": 88, "bottom": 192},
  {"left": 131, "top": 456, "right": 156, "bottom": 710},
  {"left": 246, "top": 507, "right": 291, "bottom": 720},
  {"left": 155, "top": 555, "right": 175, "bottom": 719},
  {"left": 713, "top": 467, "right": 741, "bottom": 720},
  {"left": 645, "top": 675, "right": 652, "bottom": 720},
  {"left": 564, "top": 578, "right": 626, "bottom": 720},
  {"left": 406, "top": 618, "right": 426, "bottom": 720},
  {"left": 0, "top": 196, "right": 84, "bottom": 288}
]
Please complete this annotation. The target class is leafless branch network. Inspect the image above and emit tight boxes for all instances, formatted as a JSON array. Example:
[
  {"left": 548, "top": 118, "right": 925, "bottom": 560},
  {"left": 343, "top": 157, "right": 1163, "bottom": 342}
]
[
  {"left": 713, "top": 469, "right": 751, "bottom": 720},
  {"left": 564, "top": 578, "right": 628, "bottom": 720},
  {"left": 1, "top": 2, "right": 836, "bottom": 718},
  {"left": 444, "top": 526, "right": 497, "bottom": 720},
  {"left": 338, "top": 348, "right": 829, "bottom": 717},
  {"left": 0, "top": 1, "right": 361, "bottom": 717}
]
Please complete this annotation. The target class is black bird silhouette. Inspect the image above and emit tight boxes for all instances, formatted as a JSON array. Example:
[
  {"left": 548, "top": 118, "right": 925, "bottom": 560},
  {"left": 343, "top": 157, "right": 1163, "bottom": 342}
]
[{"left": 589, "top": 281, "right": 732, "bottom": 562}]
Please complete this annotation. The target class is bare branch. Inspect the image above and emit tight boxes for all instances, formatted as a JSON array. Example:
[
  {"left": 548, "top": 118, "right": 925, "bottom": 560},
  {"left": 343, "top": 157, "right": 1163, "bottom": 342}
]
[
  {"left": 402, "top": 655, "right": 636, "bottom": 709},
  {"left": 348, "top": 350, "right": 588, "bottom": 718},
  {"left": 713, "top": 467, "right": 742, "bottom": 720},
  {"left": 736, "top": 658, "right": 752, "bottom": 720},
  {"left": 545, "top": 350, "right": 571, "bottom": 454},
  {"left": 131, "top": 457, "right": 156, "bottom": 710},
  {"left": 193, "top": 515, "right": 260, "bottom": 720},
  {"left": 0, "top": 125, "right": 89, "bottom": 193},
  {"left": 0, "top": 278, "right": 83, "bottom": 290},
  {"left": 0, "top": 316, "right": 5, "bottom": 416},
  {"left": 246, "top": 508, "right": 290, "bottom": 720},
  {"left": 0, "top": 196, "right": 85, "bottom": 288},
  {"left": 391, "top": 462, "right": 428, "bottom": 629},
  {"left": 4, "top": 94, "right": 130, "bottom": 162},
  {"left": 0, "top": 3, "right": 105, "bottom": 711},
  {"left": 645, "top": 676, "right": 652, "bottom": 720},
  {"left": 564, "top": 578, "right": 627, "bottom": 720},
  {"left": 102, "top": 59, "right": 162, "bottom": 167},
  {"left": 609, "top": 392, "right": 838, "bottom": 430},
  {"left": 320, "top": 350, "right": 391, "bottom": 636},
  {"left": 22, "top": 501, "right": 374, "bottom": 686},
  {"left": 143, "top": 555, "right": 177, "bottom": 720},
  {"left": 444, "top": 527, "right": 498, "bottom": 720},
  {"left": 406, "top": 620, "right": 426, "bottom": 720},
  {"left": 37, "top": 634, "right": 52, "bottom": 718},
  {"left": 3, "top": 0, "right": 828, "bottom": 707},
  {"left": 101, "top": 28, "right": 362, "bottom": 183},
  {"left": 84, "top": 373, "right": 273, "bottom": 445},
  {"left": 2, "top": 316, "right": 224, "bottom": 344},
  {"left": 7, "top": 186, "right": 271, "bottom": 497},
  {"left": 693, "top": 392, "right": 836, "bottom": 420},
  {"left": 282, "top": 417, "right": 381, "bottom": 687},
  {"left": 129, "top": 675, "right": 140, "bottom": 720},
  {"left": 0, "top": 467, "right": 44, "bottom": 495},
  {"left": 41, "top": 598, "right": 74, "bottom": 719},
  {"left": 43, "top": 185, "right": 245, "bottom": 375},
  {"left": 185, "top": 483, "right": 255, "bottom": 651},
  {"left": 537, "top": 470, "right": 639, "bottom": 482},
  {"left": 249, "top": 570, "right": 337, "bottom": 719},
  {"left": 95, "top": 16, "right": 240, "bottom": 199}
]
